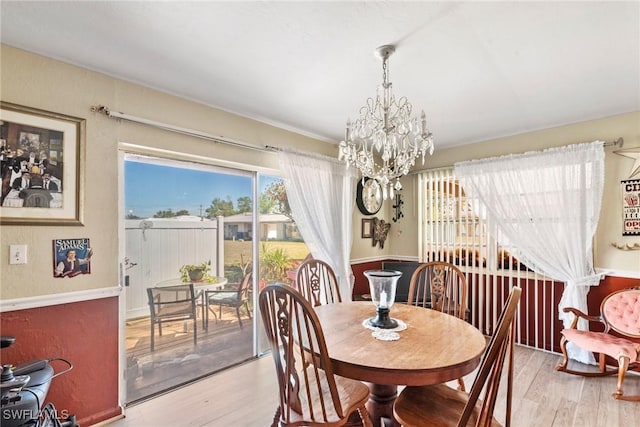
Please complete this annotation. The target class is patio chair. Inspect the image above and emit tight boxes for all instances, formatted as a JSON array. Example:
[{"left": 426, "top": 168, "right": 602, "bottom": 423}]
[
  {"left": 556, "top": 286, "right": 640, "bottom": 401},
  {"left": 393, "top": 286, "right": 522, "bottom": 427},
  {"left": 407, "top": 261, "right": 469, "bottom": 391},
  {"left": 205, "top": 272, "right": 252, "bottom": 329},
  {"left": 296, "top": 258, "right": 342, "bottom": 306},
  {"left": 146, "top": 283, "right": 198, "bottom": 352},
  {"left": 259, "top": 283, "right": 373, "bottom": 427}
]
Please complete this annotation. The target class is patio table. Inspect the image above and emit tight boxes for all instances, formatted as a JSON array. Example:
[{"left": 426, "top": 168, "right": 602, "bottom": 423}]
[{"left": 156, "top": 277, "right": 227, "bottom": 331}]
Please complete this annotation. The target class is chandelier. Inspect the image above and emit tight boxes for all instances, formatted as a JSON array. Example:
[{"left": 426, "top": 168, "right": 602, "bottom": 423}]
[{"left": 339, "top": 45, "right": 434, "bottom": 200}]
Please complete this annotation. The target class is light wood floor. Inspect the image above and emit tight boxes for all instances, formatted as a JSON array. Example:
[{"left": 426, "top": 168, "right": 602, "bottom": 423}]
[{"left": 102, "top": 345, "right": 639, "bottom": 427}]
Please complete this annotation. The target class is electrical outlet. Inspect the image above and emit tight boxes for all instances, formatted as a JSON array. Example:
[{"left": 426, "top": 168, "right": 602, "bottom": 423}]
[{"left": 9, "top": 245, "right": 27, "bottom": 264}]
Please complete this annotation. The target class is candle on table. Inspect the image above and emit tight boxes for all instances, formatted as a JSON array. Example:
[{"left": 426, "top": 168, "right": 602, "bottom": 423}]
[{"left": 379, "top": 290, "right": 387, "bottom": 308}]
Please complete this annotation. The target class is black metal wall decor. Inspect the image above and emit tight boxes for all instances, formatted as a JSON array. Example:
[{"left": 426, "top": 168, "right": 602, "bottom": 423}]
[{"left": 392, "top": 193, "right": 404, "bottom": 222}]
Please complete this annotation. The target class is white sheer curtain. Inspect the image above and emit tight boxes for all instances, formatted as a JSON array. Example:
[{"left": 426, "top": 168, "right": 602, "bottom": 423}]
[
  {"left": 454, "top": 141, "right": 605, "bottom": 364},
  {"left": 277, "top": 149, "right": 357, "bottom": 300}
]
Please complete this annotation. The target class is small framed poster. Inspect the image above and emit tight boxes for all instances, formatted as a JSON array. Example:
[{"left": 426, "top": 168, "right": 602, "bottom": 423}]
[
  {"left": 53, "top": 238, "right": 93, "bottom": 278},
  {"left": 622, "top": 179, "right": 640, "bottom": 236}
]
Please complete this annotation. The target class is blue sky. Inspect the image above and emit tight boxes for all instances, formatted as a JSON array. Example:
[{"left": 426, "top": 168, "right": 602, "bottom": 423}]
[{"left": 125, "top": 160, "right": 279, "bottom": 218}]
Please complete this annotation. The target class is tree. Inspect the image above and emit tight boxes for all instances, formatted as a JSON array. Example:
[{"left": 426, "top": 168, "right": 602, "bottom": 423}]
[
  {"left": 259, "top": 192, "right": 277, "bottom": 214},
  {"left": 206, "top": 197, "right": 236, "bottom": 218},
  {"left": 263, "top": 180, "right": 293, "bottom": 220},
  {"left": 236, "top": 196, "right": 252, "bottom": 213},
  {"left": 175, "top": 209, "right": 190, "bottom": 216},
  {"left": 154, "top": 209, "right": 176, "bottom": 218}
]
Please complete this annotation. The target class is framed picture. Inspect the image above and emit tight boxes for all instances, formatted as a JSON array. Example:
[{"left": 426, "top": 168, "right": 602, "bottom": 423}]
[
  {"left": 361, "top": 218, "right": 373, "bottom": 238},
  {"left": 52, "top": 238, "right": 93, "bottom": 278},
  {"left": 0, "top": 102, "right": 85, "bottom": 225},
  {"left": 622, "top": 179, "right": 640, "bottom": 236}
]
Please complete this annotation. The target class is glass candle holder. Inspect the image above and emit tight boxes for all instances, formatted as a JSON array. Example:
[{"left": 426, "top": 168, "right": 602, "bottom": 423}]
[{"left": 365, "top": 269, "right": 402, "bottom": 329}]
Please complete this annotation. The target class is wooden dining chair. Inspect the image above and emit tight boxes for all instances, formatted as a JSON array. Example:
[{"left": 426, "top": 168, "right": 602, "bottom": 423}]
[
  {"left": 146, "top": 283, "right": 198, "bottom": 352},
  {"left": 394, "top": 286, "right": 522, "bottom": 427},
  {"left": 295, "top": 259, "right": 342, "bottom": 306},
  {"left": 407, "top": 261, "right": 469, "bottom": 391},
  {"left": 205, "top": 272, "right": 252, "bottom": 329},
  {"left": 556, "top": 286, "right": 640, "bottom": 401},
  {"left": 259, "top": 283, "right": 373, "bottom": 427}
]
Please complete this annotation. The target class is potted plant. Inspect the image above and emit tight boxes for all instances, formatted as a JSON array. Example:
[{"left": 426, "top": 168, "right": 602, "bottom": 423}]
[
  {"left": 179, "top": 260, "right": 211, "bottom": 283},
  {"left": 259, "top": 243, "right": 292, "bottom": 285}
]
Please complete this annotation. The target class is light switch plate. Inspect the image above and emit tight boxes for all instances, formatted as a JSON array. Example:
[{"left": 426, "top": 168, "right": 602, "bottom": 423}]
[{"left": 9, "top": 245, "right": 27, "bottom": 264}]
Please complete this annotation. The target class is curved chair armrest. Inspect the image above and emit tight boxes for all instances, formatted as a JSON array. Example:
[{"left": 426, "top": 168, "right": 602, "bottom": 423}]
[
  {"left": 562, "top": 307, "right": 602, "bottom": 329},
  {"left": 205, "top": 288, "right": 236, "bottom": 297},
  {"left": 205, "top": 282, "right": 239, "bottom": 293}
]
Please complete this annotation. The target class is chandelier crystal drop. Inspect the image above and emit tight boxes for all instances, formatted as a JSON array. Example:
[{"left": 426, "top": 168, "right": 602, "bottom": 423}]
[{"left": 339, "top": 45, "right": 434, "bottom": 200}]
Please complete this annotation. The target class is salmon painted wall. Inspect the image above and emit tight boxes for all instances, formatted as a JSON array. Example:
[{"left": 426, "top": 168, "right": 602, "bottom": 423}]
[{"left": 0, "top": 297, "right": 120, "bottom": 426}]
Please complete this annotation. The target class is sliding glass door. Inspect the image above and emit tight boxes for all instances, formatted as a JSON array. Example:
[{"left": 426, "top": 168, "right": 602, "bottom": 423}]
[{"left": 122, "top": 153, "right": 257, "bottom": 404}]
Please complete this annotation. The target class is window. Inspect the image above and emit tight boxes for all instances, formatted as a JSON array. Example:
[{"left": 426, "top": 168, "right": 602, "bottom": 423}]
[
  {"left": 420, "top": 169, "right": 533, "bottom": 272},
  {"left": 420, "top": 169, "right": 490, "bottom": 269},
  {"left": 419, "top": 168, "right": 562, "bottom": 354}
]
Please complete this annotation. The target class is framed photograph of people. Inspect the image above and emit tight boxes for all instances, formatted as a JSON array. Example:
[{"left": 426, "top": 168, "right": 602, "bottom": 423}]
[{"left": 0, "top": 102, "right": 85, "bottom": 225}]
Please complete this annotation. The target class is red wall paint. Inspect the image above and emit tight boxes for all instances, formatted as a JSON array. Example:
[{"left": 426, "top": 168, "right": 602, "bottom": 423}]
[
  {"left": 351, "top": 260, "right": 383, "bottom": 297},
  {"left": 588, "top": 275, "right": 640, "bottom": 312},
  {"left": 0, "top": 297, "right": 121, "bottom": 426}
]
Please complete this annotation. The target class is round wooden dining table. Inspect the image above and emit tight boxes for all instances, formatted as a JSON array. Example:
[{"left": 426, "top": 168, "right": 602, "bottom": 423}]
[{"left": 314, "top": 301, "right": 486, "bottom": 426}]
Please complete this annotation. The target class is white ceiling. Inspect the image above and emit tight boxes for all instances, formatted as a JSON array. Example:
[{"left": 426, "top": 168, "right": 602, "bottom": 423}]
[{"left": 1, "top": 1, "right": 639, "bottom": 150}]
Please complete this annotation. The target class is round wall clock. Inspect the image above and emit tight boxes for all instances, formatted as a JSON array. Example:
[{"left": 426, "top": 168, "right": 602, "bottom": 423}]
[{"left": 356, "top": 178, "right": 383, "bottom": 215}]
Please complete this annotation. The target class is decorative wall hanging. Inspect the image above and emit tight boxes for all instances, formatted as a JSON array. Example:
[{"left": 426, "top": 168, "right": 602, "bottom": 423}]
[
  {"left": 392, "top": 193, "right": 404, "bottom": 222},
  {"left": 53, "top": 238, "right": 92, "bottom": 278},
  {"left": 372, "top": 217, "right": 391, "bottom": 249},
  {"left": 0, "top": 102, "right": 85, "bottom": 225},
  {"left": 621, "top": 179, "right": 639, "bottom": 236},
  {"left": 615, "top": 146, "right": 640, "bottom": 179},
  {"left": 611, "top": 242, "right": 640, "bottom": 251}
]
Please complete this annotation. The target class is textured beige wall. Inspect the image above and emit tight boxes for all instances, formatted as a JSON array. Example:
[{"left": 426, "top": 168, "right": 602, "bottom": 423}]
[
  {"left": 2, "top": 45, "right": 637, "bottom": 301},
  {"left": 0, "top": 45, "right": 336, "bottom": 299},
  {"left": 379, "top": 112, "right": 640, "bottom": 275}
]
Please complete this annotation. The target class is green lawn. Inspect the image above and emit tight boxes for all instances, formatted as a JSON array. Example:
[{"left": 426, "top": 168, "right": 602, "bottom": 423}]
[
  {"left": 223, "top": 240, "right": 309, "bottom": 282},
  {"left": 224, "top": 240, "right": 309, "bottom": 264}
]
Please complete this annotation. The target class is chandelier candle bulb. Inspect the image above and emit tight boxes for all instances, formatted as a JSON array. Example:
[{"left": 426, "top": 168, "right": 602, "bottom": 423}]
[{"left": 339, "top": 44, "right": 434, "bottom": 199}]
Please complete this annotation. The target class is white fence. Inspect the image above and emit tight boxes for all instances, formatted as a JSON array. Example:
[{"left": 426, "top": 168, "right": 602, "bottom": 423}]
[{"left": 124, "top": 216, "right": 224, "bottom": 319}]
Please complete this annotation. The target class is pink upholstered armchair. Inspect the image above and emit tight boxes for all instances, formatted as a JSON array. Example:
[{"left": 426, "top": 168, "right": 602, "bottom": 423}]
[{"left": 556, "top": 287, "right": 640, "bottom": 401}]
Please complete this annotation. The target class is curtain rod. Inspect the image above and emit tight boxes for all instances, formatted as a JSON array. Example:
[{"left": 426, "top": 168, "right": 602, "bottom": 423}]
[
  {"left": 604, "top": 137, "right": 624, "bottom": 148},
  {"left": 90, "top": 105, "right": 270, "bottom": 152},
  {"left": 409, "top": 137, "right": 624, "bottom": 176}
]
